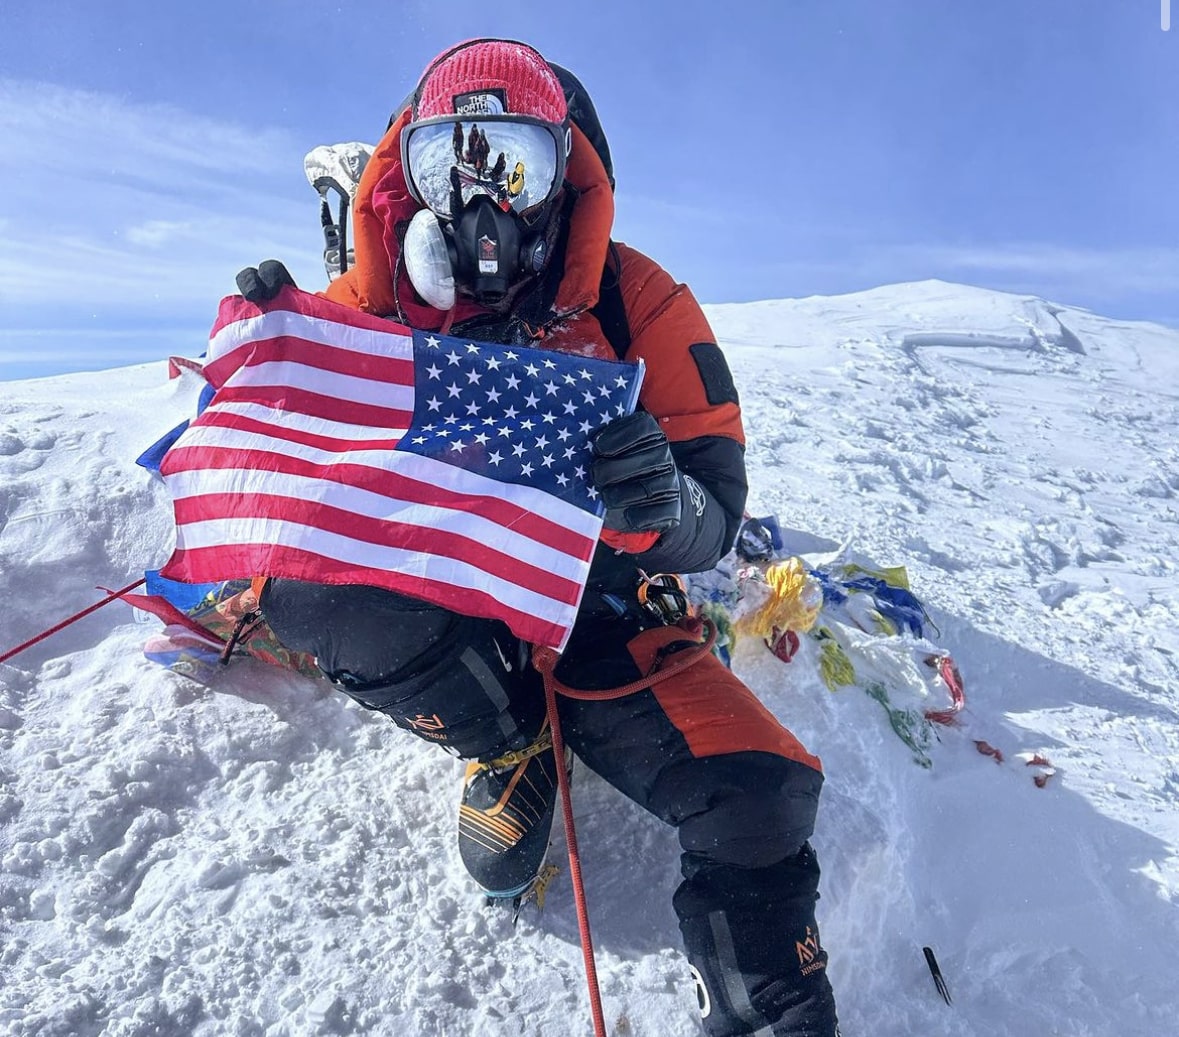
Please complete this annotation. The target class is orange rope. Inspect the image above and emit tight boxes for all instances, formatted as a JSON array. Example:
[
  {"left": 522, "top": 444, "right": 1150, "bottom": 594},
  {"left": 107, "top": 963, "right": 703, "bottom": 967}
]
[{"left": 533, "top": 617, "right": 716, "bottom": 702}]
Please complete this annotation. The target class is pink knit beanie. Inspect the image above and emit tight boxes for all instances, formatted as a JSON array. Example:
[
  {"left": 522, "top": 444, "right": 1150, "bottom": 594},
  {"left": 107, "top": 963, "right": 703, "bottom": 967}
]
[{"left": 415, "top": 39, "right": 568, "bottom": 124}]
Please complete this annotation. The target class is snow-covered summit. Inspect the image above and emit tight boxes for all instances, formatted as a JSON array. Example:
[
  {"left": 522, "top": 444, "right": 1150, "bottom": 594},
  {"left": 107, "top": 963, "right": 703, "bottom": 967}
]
[
  {"left": 2, "top": 280, "right": 1177, "bottom": 1035},
  {"left": 711, "top": 277, "right": 1176, "bottom": 363}
]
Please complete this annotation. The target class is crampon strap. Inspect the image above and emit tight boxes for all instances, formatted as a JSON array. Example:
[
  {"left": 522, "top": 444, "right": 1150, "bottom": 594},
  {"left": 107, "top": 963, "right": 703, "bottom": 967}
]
[{"left": 482, "top": 726, "right": 554, "bottom": 771}]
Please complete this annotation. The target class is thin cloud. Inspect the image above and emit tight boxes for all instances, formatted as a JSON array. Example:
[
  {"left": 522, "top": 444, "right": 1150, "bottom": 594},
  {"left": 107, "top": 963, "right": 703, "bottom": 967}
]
[
  {"left": 125, "top": 220, "right": 197, "bottom": 248},
  {"left": 735, "top": 241, "right": 1179, "bottom": 316},
  {"left": 0, "top": 79, "right": 295, "bottom": 181},
  {"left": 889, "top": 242, "right": 1179, "bottom": 298},
  {"left": 0, "top": 216, "right": 323, "bottom": 309},
  {"left": 0, "top": 325, "right": 212, "bottom": 374},
  {"left": 0, "top": 79, "right": 326, "bottom": 317}
]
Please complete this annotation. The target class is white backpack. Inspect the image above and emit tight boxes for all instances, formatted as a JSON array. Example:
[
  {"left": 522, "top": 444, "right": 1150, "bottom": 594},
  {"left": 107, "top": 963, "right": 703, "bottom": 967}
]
[{"left": 303, "top": 142, "right": 375, "bottom": 279}]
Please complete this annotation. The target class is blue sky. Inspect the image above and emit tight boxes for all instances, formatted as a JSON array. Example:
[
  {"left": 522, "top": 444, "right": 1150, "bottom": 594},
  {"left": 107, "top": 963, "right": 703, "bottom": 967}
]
[{"left": 1, "top": 0, "right": 1176, "bottom": 379}]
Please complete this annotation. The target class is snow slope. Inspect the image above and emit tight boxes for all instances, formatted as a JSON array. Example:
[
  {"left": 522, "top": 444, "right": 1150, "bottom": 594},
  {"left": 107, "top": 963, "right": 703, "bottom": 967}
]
[{"left": 2, "top": 280, "right": 1177, "bottom": 1036}]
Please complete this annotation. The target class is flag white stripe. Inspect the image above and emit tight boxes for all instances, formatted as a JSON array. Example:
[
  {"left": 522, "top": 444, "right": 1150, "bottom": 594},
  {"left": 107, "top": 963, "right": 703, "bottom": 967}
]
[
  {"left": 211, "top": 400, "right": 408, "bottom": 442},
  {"left": 170, "top": 425, "right": 602, "bottom": 539},
  {"left": 210, "top": 309, "right": 415, "bottom": 365},
  {"left": 166, "top": 466, "right": 592, "bottom": 584},
  {"left": 173, "top": 515, "right": 584, "bottom": 622},
  {"left": 218, "top": 359, "right": 415, "bottom": 413},
  {"left": 175, "top": 423, "right": 408, "bottom": 470}
]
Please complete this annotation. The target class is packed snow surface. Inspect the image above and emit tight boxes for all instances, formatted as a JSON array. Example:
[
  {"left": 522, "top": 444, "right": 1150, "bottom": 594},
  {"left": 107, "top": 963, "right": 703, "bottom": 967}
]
[{"left": 2, "top": 279, "right": 1177, "bottom": 1036}]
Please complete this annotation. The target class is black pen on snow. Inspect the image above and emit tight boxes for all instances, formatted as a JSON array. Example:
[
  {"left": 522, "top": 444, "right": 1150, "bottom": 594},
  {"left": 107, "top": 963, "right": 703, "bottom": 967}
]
[{"left": 923, "top": 946, "right": 952, "bottom": 1006}]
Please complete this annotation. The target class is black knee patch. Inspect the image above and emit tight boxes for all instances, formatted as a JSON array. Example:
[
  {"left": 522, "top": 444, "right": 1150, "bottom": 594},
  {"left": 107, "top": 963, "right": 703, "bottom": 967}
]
[
  {"left": 654, "top": 753, "right": 823, "bottom": 870},
  {"left": 342, "top": 620, "right": 542, "bottom": 759},
  {"left": 261, "top": 580, "right": 542, "bottom": 759}
]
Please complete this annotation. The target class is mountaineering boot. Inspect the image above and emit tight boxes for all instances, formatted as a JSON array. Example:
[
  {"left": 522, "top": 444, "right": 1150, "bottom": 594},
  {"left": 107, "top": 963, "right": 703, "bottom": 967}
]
[
  {"left": 674, "top": 844, "right": 840, "bottom": 1036},
  {"left": 458, "top": 720, "right": 561, "bottom": 902}
]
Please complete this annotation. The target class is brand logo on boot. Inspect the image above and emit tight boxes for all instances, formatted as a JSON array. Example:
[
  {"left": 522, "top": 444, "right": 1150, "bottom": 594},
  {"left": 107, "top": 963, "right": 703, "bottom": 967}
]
[
  {"left": 407, "top": 713, "right": 447, "bottom": 732},
  {"left": 796, "top": 925, "right": 826, "bottom": 976}
]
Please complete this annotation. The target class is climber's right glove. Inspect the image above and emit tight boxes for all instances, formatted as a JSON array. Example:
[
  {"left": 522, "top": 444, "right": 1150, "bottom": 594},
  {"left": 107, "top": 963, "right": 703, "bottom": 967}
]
[{"left": 590, "top": 411, "right": 682, "bottom": 535}]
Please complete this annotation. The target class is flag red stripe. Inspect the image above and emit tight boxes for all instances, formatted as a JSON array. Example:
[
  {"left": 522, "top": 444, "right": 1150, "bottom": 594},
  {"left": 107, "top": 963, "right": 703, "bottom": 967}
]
[
  {"left": 161, "top": 543, "right": 570, "bottom": 647},
  {"left": 210, "top": 288, "right": 412, "bottom": 342},
  {"left": 171, "top": 492, "right": 586, "bottom": 606},
  {"left": 196, "top": 407, "right": 405, "bottom": 453},
  {"left": 212, "top": 384, "right": 413, "bottom": 429},
  {"left": 161, "top": 444, "right": 595, "bottom": 561},
  {"left": 204, "top": 333, "right": 414, "bottom": 389}
]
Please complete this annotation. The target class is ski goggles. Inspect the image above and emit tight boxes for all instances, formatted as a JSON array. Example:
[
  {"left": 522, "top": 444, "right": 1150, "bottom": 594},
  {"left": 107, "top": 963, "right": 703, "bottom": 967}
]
[{"left": 402, "top": 115, "right": 570, "bottom": 221}]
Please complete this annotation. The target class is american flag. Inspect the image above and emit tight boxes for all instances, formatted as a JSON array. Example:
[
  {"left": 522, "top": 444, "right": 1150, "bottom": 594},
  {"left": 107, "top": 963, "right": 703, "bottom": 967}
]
[{"left": 158, "top": 287, "right": 644, "bottom": 650}]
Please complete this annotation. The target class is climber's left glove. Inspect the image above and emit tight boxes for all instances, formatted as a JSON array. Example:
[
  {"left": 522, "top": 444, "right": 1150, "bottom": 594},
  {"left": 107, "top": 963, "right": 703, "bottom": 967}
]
[
  {"left": 590, "top": 411, "right": 682, "bottom": 535},
  {"left": 235, "top": 259, "right": 296, "bottom": 304}
]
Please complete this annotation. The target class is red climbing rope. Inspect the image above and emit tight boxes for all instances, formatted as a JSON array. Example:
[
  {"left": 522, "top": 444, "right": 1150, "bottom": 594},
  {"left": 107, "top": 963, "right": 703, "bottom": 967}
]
[
  {"left": 0, "top": 578, "right": 146, "bottom": 665},
  {"left": 528, "top": 615, "right": 717, "bottom": 1036}
]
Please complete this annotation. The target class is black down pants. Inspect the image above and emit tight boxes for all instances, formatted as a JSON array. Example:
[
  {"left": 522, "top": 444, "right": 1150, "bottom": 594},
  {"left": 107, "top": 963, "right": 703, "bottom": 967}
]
[{"left": 261, "top": 580, "right": 839, "bottom": 1037}]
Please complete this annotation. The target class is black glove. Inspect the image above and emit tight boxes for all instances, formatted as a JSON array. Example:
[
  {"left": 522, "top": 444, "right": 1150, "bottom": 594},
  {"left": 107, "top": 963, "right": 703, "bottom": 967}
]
[
  {"left": 590, "top": 411, "right": 682, "bottom": 534},
  {"left": 236, "top": 260, "right": 296, "bottom": 303}
]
